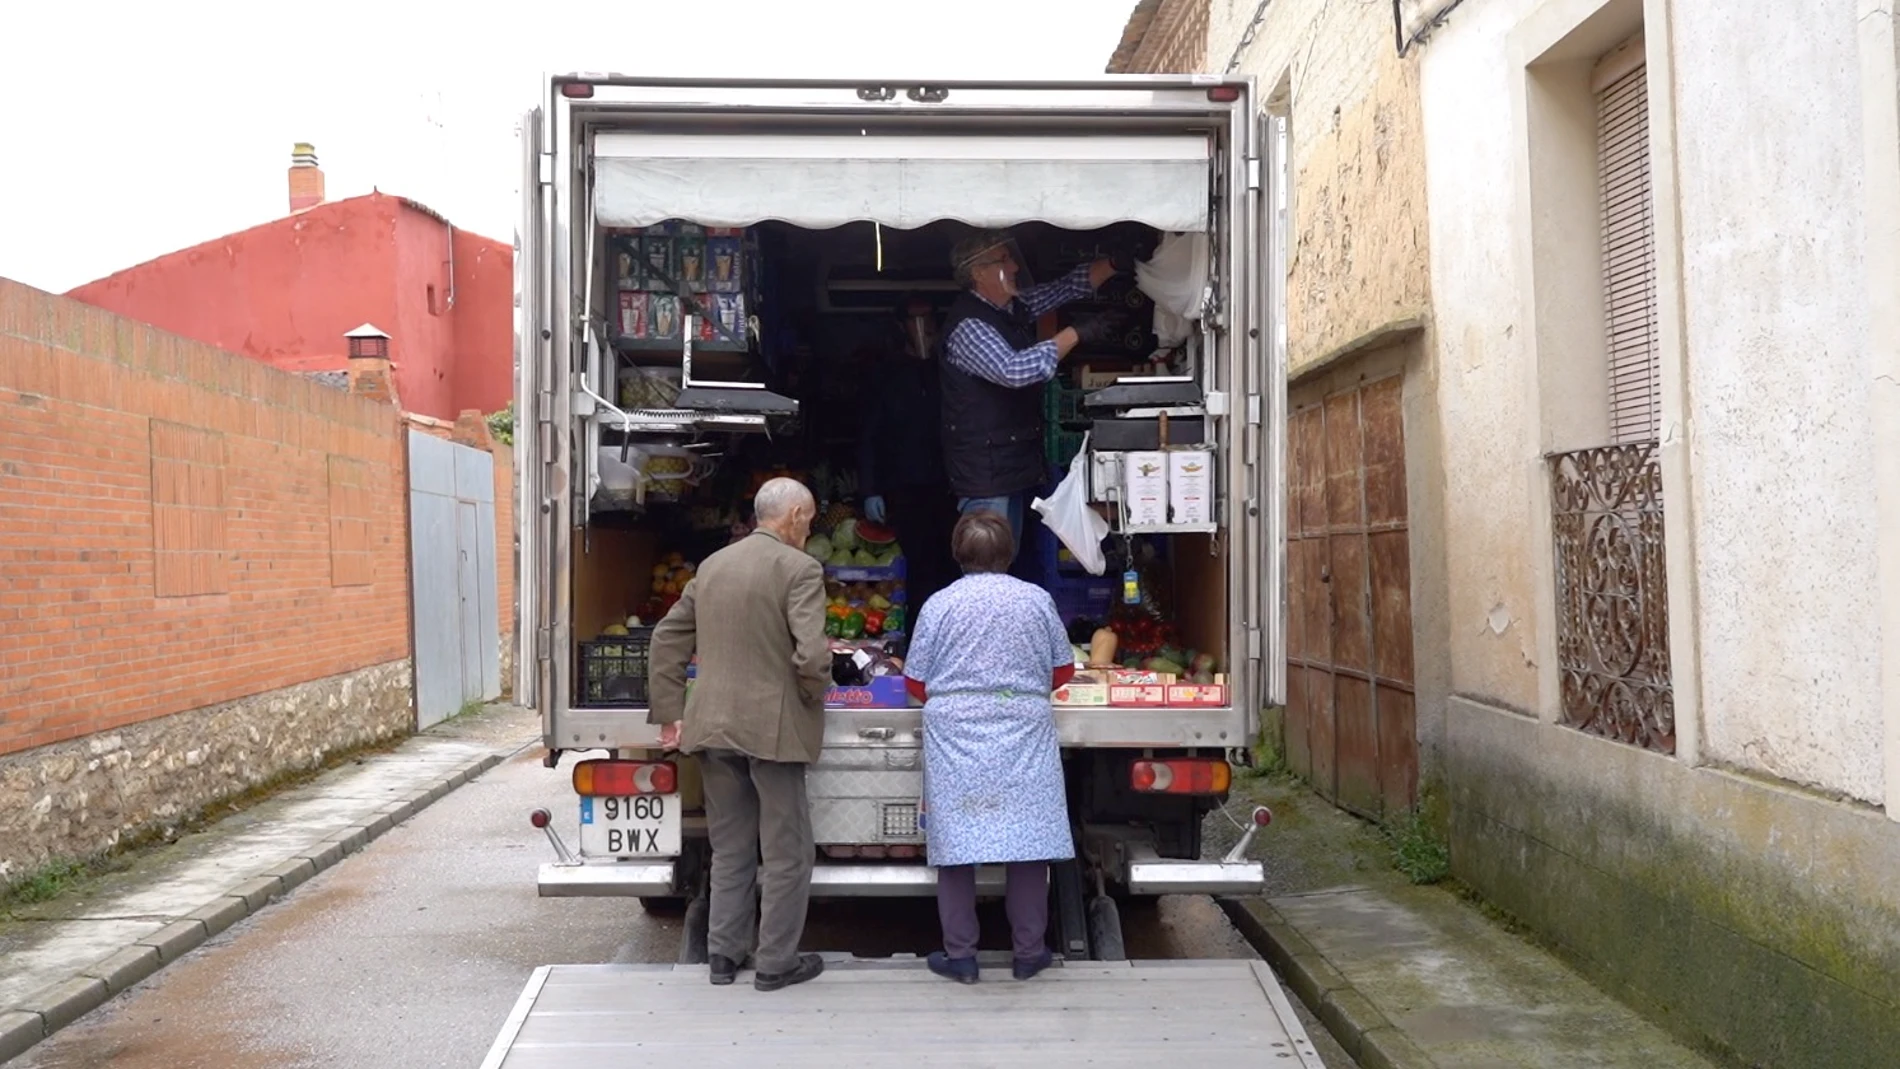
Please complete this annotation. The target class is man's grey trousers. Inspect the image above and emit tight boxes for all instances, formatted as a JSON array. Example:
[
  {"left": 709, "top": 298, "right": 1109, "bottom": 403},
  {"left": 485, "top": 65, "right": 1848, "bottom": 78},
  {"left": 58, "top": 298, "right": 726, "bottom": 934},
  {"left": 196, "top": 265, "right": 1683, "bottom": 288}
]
[{"left": 697, "top": 748, "right": 814, "bottom": 974}]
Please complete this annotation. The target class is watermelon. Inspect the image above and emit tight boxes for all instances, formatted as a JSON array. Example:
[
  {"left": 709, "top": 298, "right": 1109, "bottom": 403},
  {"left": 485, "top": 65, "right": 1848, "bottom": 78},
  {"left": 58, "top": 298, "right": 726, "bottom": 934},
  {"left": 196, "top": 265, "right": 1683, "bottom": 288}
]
[{"left": 856, "top": 521, "right": 898, "bottom": 546}]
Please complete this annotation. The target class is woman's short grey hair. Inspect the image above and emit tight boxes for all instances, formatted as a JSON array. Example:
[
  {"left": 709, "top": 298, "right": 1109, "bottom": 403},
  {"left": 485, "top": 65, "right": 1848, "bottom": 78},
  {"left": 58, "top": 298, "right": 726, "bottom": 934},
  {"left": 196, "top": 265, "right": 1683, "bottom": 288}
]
[
  {"left": 753, "top": 477, "right": 813, "bottom": 523},
  {"left": 951, "top": 511, "right": 1014, "bottom": 574}
]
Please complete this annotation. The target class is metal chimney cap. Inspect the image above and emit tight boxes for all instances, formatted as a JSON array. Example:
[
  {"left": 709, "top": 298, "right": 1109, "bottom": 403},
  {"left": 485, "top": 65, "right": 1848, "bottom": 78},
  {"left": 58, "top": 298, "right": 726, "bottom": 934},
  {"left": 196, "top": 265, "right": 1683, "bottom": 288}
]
[{"left": 344, "top": 323, "right": 390, "bottom": 340}]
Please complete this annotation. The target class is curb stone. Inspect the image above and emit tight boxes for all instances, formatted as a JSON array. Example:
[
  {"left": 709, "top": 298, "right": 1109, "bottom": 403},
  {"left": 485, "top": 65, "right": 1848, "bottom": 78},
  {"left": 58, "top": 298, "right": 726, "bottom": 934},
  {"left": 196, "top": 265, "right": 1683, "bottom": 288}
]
[
  {"left": 1217, "top": 896, "right": 1439, "bottom": 1069},
  {"left": 1, "top": 748, "right": 511, "bottom": 1065}
]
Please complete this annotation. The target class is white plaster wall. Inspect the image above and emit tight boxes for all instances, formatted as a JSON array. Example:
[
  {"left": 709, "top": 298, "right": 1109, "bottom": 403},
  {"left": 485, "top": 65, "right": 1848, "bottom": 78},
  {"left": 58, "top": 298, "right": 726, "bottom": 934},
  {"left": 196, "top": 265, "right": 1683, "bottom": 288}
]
[
  {"left": 1416, "top": 0, "right": 1886, "bottom": 801},
  {"left": 1669, "top": 0, "right": 1883, "bottom": 801},
  {"left": 1416, "top": 0, "right": 1546, "bottom": 713}
]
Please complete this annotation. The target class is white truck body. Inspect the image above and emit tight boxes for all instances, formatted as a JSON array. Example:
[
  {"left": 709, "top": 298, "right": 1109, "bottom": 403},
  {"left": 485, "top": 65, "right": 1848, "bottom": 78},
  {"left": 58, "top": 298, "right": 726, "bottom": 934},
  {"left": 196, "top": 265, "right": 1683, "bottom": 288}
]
[{"left": 515, "top": 74, "right": 1287, "bottom": 931}]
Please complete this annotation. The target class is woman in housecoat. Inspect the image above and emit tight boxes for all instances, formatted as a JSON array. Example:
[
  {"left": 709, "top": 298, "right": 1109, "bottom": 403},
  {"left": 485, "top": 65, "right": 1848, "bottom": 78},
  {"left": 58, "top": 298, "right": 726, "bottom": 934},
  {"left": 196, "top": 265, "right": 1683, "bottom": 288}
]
[{"left": 903, "top": 510, "right": 1077, "bottom": 984}]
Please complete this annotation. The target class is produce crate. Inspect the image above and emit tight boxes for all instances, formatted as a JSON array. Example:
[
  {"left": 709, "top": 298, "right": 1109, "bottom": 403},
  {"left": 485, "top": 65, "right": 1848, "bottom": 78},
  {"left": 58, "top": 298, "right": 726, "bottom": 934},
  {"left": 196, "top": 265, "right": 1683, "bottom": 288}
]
[
  {"left": 1044, "top": 380, "right": 1088, "bottom": 426},
  {"left": 824, "top": 674, "right": 911, "bottom": 709},
  {"left": 825, "top": 560, "right": 906, "bottom": 582},
  {"left": 576, "top": 629, "right": 654, "bottom": 707}
]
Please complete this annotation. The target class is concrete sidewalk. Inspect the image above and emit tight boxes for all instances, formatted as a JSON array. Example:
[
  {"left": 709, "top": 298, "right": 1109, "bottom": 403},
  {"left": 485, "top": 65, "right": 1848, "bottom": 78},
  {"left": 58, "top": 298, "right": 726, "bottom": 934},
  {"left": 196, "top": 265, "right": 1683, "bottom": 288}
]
[
  {"left": 0, "top": 703, "right": 539, "bottom": 1064},
  {"left": 1209, "top": 774, "right": 1725, "bottom": 1069}
]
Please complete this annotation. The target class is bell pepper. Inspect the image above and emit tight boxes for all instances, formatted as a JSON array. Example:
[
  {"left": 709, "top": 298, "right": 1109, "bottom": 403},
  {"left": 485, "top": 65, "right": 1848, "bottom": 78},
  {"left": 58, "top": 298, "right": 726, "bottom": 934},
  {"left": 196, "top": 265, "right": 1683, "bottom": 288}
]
[
  {"left": 824, "top": 616, "right": 844, "bottom": 638},
  {"left": 883, "top": 605, "right": 905, "bottom": 634},
  {"left": 827, "top": 603, "right": 851, "bottom": 622},
  {"left": 842, "top": 610, "right": 866, "bottom": 639},
  {"left": 863, "top": 609, "right": 886, "bottom": 636}
]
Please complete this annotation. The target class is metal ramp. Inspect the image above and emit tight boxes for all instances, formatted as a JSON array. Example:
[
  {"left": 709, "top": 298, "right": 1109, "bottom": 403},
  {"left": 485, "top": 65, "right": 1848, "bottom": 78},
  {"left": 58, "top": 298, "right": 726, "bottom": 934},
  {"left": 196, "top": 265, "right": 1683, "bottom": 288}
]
[{"left": 483, "top": 957, "right": 1326, "bottom": 1068}]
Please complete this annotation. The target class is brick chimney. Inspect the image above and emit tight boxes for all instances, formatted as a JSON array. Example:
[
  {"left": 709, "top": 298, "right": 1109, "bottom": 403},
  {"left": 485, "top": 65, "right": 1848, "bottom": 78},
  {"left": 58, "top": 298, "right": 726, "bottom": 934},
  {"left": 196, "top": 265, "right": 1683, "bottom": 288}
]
[
  {"left": 345, "top": 324, "right": 399, "bottom": 407},
  {"left": 289, "top": 142, "right": 325, "bottom": 213}
]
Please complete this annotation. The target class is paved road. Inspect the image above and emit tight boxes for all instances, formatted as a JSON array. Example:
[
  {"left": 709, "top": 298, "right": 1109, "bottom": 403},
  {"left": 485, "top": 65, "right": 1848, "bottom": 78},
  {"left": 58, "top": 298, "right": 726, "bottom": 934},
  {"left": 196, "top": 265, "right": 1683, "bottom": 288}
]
[{"left": 12, "top": 747, "right": 1354, "bottom": 1068}]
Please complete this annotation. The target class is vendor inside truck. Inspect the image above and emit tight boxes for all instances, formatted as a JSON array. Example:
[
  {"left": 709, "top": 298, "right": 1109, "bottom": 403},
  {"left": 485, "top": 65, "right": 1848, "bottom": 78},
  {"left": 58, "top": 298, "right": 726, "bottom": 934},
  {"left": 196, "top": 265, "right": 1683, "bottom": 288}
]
[{"left": 939, "top": 230, "right": 1124, "bottom": 558}]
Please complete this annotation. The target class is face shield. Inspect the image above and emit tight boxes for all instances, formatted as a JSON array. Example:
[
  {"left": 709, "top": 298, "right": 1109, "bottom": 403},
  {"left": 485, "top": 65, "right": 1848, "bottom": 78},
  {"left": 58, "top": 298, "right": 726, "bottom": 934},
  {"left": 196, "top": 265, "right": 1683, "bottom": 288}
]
[
  {"left": 901, "top": 297, "right": 939, "bottom": 360},
  {"left": 952, "top": 231, "right": 1035, "bottom": 302}
]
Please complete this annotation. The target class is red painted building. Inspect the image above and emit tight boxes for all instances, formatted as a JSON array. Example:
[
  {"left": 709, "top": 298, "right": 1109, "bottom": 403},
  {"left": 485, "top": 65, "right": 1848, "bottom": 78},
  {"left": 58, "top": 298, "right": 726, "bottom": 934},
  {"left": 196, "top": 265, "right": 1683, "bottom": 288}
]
[{"left": 66, "top": 145, "right": 515, "bottom": 421}]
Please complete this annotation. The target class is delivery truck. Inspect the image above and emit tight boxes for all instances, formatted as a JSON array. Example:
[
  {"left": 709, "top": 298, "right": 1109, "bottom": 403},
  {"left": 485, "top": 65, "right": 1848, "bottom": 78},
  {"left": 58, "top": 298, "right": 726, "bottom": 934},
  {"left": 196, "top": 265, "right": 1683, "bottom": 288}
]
[{"left": 515, "top": 72, "right": 1287, "bottom": 964}]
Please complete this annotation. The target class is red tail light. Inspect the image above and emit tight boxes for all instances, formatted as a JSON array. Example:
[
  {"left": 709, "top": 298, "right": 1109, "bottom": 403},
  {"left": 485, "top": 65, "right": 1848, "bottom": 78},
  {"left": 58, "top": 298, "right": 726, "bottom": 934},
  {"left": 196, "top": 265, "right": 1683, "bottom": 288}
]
[
  {"left": 573, "top": 759, "right": 676, "bottom": 796},
  {"left": 559, "top": 82, "right": 596, "bottom": 99},
  {"left": 1207, "top": 85, "right": 1243, "bottom": 102},
  {"left": 1130, "top": 759, "right": 1232, "bottom": 795}
]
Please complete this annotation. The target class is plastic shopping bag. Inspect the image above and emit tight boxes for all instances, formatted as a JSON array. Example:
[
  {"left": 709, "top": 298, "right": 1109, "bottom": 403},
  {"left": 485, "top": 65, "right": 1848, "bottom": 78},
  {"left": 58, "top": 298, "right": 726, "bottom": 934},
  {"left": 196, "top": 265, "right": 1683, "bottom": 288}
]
[
  {"left": 1135, "top": 232, "right": 1209, "bottom": 348},
  {"left": 1032, "top": 435, "right": 1111, "bottom": 576}
]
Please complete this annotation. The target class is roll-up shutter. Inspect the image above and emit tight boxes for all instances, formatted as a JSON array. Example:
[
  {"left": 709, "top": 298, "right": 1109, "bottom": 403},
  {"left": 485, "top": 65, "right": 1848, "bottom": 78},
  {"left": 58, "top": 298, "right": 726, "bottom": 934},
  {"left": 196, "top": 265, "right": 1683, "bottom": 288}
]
[{"left": 1595, "top": 37, "right": 1659, "bottom": 445}]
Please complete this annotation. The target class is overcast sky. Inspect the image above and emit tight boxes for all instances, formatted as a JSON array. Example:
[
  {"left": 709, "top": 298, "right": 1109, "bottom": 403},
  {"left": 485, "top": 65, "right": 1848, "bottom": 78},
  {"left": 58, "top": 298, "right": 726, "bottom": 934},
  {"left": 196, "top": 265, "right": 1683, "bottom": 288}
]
[{"left": 0, "top": 0, "right": 1131, "bottom": 293}]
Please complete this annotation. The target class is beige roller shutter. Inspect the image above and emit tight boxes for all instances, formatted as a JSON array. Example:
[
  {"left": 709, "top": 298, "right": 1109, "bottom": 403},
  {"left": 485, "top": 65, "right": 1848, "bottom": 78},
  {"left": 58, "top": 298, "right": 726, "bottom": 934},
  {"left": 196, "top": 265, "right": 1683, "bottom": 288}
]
[{"left": 1595, "top": 35, "right": 1659, "bottom": 445}]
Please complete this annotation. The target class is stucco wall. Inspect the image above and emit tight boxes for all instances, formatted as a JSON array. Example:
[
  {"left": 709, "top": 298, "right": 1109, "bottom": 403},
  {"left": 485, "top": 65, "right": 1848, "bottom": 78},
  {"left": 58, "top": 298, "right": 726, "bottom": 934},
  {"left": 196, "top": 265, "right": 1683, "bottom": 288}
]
[
  {"left": 1419, "top": 0, "right": 1886, "bottom": 799},
  {"left": 1209, "top": 0, "right": 1434, "bottom": 376},
  {"left": 1670, "top": 0, "right": 1884, "bottom": 800},
  {"left": 1415, "top": 0, "right": 1545, "bottom": 714}
]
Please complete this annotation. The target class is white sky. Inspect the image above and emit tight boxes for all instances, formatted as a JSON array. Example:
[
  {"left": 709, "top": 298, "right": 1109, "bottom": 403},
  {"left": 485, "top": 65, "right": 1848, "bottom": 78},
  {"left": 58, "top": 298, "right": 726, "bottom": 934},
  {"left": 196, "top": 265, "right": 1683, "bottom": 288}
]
[{"left": 0, "top": 0, "right": 1131, "bottom": 293}]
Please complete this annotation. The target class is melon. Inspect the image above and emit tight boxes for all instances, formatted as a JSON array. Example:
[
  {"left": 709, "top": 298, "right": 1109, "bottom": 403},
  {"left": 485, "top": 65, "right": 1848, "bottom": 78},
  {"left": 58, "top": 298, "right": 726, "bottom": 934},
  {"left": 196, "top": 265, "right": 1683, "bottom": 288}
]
[{"left": 856, "top": 521, "right": 898, "bottom": 546}]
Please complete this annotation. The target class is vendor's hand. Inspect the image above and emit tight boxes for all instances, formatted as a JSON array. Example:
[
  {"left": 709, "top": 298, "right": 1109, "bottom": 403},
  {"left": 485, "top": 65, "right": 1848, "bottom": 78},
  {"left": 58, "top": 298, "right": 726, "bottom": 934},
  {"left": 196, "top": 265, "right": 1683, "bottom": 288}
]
[
  {"left": 1072, "top": 315, "right": 1116, "bottom": 349},
  {"left": 1088, "top": 257, "right": 1119, "bottom": 289},
  {"left": 659, "top": 722, "right": 681, "bottom": 752},
  {"left": 864, "top": 495, "right": 887, "bottom": 524}
]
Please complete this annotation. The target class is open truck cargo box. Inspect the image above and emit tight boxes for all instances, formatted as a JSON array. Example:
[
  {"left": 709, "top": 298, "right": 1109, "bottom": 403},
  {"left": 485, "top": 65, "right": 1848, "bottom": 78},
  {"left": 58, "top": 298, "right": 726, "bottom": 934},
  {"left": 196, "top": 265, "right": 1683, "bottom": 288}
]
[{"left": 481, "top": 959, "right": 1326, "bottom": 1068}]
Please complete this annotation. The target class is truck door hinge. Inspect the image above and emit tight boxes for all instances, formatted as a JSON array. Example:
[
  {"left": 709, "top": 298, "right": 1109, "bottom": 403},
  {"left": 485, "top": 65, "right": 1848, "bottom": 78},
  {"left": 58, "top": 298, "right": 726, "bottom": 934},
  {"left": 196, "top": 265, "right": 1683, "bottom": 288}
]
[
  {"left": 1247, "top": 393, "right": 1262, "bottom": 426},
  {"left": 1247, "top": 627, "right": 1262, "bottom": 660},
  {"left": 536, "top": 627, "right": 553, "bottom": 661},
  {"left": 1204, "top": 391, "right": 1230, "bottom": 417},
  {"left": 1246, "top": 156, "right": 1262, "bottom": 191},
  {"left": 537, "top": 152, "right": 555, "bottom": 187}
]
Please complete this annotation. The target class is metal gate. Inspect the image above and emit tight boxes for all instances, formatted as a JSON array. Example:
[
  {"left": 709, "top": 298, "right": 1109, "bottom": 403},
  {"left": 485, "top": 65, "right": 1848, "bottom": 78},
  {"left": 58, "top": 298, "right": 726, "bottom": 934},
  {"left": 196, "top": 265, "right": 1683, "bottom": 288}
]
[
  {"left": 1285, "top": 375, "right": 1417, "bottom": 819},
  {"left": 409, "top": 430, "right": 501, "bottom": 727}
]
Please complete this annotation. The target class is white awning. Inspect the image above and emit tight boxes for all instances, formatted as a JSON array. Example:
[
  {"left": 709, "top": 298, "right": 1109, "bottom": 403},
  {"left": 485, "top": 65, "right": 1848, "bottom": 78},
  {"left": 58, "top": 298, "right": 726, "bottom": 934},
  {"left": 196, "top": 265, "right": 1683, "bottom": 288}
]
[{"left": 592, "top": 132, "right": 1211, "bottom": 233}]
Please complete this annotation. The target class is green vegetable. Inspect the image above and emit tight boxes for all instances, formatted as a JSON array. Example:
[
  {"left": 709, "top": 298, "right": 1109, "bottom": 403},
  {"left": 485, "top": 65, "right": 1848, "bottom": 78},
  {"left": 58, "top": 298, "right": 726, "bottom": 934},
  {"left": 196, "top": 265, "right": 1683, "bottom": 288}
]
[
  {"left": 827, "top": 548, "right": 854, "bottom": 567},
  {"left": 842, "top": 610, "right": 866, "bottom": 639},
  {"left": 805, "top": 534, "right": 833, "bottom": 562},
  {"left": 825, "top": 617, "right": 844, "bottom": 638},
  {"left": 883, "top": 605, "right": 905, "bottom": 633},
  {"left": 852, "top": 548, "right": 878, "bottom": 566},
  {"left": 832, "top": 519, "right": 859, "bottom": 552}
]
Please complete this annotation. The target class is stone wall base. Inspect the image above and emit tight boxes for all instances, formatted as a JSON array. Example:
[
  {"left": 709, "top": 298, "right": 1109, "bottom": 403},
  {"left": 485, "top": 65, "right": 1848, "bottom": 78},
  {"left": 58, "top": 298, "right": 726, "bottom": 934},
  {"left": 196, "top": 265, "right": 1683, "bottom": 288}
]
[
  {"left": 1447, "top": 696, "right": 1900, "bottom": 1069},
  {"left": 0, "top": 660, "right": 414, "bottom": 884}
]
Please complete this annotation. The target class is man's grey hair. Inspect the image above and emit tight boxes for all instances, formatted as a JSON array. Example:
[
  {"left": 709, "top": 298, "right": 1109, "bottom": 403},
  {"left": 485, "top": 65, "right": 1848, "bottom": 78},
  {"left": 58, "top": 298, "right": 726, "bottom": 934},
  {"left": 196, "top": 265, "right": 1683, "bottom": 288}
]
[{"left": 753, "top": 477, "right": 814, "bottom": 523}]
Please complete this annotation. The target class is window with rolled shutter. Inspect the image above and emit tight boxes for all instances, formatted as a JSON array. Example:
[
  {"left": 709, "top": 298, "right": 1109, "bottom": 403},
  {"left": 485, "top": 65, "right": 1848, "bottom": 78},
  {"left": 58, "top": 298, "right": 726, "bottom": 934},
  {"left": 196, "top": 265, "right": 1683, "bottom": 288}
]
[{"left": 1595, "top": 37, "right": 1658, "bottom": 444}]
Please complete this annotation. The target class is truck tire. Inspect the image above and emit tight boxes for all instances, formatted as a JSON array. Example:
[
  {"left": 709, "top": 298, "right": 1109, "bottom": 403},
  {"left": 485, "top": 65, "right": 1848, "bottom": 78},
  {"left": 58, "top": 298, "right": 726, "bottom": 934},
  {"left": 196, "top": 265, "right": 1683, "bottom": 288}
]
[{"left": 1086, "top": 894, "right": 1127, "bottom": 962}]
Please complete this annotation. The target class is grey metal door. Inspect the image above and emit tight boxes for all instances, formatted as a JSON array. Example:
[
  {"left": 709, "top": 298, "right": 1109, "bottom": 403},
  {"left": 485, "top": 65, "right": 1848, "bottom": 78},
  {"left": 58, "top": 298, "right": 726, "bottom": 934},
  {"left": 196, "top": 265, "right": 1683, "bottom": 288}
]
[{"left": 410, "top": 430, "right": 502, "bottom": 727}]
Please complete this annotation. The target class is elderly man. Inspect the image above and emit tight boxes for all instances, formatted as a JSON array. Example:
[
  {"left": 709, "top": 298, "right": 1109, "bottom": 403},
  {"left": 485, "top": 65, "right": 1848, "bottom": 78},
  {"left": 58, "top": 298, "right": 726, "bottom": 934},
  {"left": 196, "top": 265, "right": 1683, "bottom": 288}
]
[
  {"left": 939, "top": 231, "right": 1125, "bottom": 557},
  {"left": 648, "top": 477, "right": 830, "bottom": 992}
]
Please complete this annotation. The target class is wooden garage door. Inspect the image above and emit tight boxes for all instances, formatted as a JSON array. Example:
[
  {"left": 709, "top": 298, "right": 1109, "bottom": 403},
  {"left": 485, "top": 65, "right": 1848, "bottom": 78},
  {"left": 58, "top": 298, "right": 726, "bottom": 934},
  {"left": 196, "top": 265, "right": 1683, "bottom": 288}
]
[{"left": 1285, "top": 376, "right": 1417, "bottom": 819}]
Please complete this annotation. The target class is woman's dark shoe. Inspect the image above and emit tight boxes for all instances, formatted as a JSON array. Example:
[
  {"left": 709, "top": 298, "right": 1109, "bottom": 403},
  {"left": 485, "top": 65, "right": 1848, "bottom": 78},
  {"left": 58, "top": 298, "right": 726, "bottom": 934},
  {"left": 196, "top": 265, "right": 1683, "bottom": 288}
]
[
  {"left": 708, "top": 954, "right": 739, "bottom": 986},
  {"left": 1012, "top": 949, "right": 1054, "bottom": 981},
  {"left": 927, "top": 950, "right": 980, "bottom": 984},
  {"left": 753, "top": 953, "right": 825, "bottom": 992}
]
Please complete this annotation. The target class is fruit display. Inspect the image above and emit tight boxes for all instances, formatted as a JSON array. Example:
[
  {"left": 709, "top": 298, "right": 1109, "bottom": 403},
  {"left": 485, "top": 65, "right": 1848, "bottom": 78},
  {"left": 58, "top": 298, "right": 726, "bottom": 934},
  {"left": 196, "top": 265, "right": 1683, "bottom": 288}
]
[
  {"left": 643, "top": 553, "right": 696, "bottom": 620},
  {"left": 824, "top": 579, "right": 907, "bottom": 639}
]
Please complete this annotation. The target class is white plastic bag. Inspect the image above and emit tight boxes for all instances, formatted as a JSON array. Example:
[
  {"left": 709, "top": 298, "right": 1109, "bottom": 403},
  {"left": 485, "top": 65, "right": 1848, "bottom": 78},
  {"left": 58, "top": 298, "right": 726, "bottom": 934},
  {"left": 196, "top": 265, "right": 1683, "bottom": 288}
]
[
  {"left": 1032, "top": 435, "right": 1111, "bottom": 576},
  {"left": 1134, "top": 232, "right": 1209, "bottom": 348}
]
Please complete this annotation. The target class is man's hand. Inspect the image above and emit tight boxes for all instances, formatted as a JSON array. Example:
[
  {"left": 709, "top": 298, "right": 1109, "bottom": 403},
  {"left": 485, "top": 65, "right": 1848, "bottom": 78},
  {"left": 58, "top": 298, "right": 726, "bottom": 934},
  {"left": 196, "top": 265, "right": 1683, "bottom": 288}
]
[
  {"left": 1088, "top": 257, "right": 1118, "bottom": 289},
  {"left": 659, "top": 722, "right": 681, "bottom": 751},
  {"left": 1072, "top": 315, "right": 1116, "bottom": 350}
]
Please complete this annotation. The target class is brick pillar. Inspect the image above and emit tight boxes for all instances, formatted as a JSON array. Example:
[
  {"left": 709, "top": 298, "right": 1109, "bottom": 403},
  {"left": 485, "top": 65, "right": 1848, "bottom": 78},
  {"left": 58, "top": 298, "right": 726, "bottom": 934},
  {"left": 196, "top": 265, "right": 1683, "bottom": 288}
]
[{"left": 450, "top": 409, "right": 496, "bottom": 451}]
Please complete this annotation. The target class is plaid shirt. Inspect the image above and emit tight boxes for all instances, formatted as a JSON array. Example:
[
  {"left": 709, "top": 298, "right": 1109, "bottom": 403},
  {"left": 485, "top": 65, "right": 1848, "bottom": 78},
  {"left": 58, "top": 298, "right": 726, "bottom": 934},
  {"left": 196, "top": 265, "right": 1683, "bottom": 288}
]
[{"left": 942, "top": 265, "right": 1096, "bottom": 388}]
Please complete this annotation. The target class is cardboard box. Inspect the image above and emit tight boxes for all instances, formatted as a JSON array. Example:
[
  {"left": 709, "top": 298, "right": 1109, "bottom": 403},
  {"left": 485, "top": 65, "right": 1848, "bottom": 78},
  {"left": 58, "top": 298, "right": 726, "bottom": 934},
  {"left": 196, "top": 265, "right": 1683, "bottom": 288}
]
[
  {"left": 825, "top": 674, "right": 909, "bottom": 709},
  {"left": 1109, "top": 683, "right": 1168, "bottom": 707},
  {"left": 1107, "top": 669, "right": 1176, "bottom": 686},
  {"left": 1166, "top": 683, "right": 1229, "bottom": 706},
  {"left": 1168, "top": 449, "right": 1213, "bottom": 526},
  {"left": 1124, "top": 451, "right": 1168, "bottom": 526},
  {"left": 1052, "top": 682, "right": 1109, "bottom": 706}
]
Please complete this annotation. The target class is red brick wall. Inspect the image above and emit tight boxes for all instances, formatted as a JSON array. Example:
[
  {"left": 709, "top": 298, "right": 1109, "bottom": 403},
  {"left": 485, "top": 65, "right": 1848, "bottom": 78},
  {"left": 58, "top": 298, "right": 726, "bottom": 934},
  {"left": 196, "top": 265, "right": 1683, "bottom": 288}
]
[{"left": 0, "top": 278, "right": 412, "bottom": 758}]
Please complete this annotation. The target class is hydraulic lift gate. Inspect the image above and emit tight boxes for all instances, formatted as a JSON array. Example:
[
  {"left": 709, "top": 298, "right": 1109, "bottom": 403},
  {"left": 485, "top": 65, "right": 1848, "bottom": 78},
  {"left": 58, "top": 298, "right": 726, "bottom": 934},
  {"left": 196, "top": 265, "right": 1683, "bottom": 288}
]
[{"left": 483, "top": 958, "right": 1326, "bottom": 1068}]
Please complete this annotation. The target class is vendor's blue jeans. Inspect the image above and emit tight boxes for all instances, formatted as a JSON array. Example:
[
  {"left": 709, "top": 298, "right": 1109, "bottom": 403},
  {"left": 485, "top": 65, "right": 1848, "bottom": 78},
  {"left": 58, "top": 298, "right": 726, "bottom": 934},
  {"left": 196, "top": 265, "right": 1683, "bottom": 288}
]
[{"left": 957, "top": 492, "right": 1027, "bottom": 558}]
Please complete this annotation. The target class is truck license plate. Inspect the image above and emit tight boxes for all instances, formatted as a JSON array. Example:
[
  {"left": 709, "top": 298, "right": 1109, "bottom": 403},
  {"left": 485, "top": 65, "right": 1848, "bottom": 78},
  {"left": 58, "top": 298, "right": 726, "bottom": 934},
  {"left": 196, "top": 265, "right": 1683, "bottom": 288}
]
[{"left": 579, "top": 795, "right": 681, "bottom": 857}]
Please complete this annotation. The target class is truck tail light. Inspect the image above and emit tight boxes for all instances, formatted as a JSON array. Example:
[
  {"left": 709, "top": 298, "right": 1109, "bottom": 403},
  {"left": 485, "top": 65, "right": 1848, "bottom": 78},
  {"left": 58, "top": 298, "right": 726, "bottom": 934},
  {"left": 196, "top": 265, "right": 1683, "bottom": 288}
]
[
  {"left": 1130, "top": 759, "right": 1231, "bottom": 795},
  {"left": 559, "top": 82, "right": 595, "bottom": 99},
  {"left": 1206, "top": 85, "right": 1243, "bottom": 102},
  {"left": 573, "top": 759, "right": 676, "bottom": 796}
]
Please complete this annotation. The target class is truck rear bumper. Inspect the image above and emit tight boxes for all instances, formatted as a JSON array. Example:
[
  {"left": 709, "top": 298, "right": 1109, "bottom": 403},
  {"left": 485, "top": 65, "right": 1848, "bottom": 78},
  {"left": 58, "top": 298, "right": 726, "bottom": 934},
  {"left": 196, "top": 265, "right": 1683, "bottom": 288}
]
[{"left": 537, "top": 855, "right": 1265, "bottom": 898}]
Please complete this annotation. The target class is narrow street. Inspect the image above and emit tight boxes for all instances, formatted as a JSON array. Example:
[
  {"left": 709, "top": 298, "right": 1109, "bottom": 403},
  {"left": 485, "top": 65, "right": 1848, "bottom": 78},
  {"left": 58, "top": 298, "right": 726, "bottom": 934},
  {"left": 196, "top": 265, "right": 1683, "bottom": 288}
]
[{"left": 9, "top": 738, "right": 1357, "bottom": 1069}]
